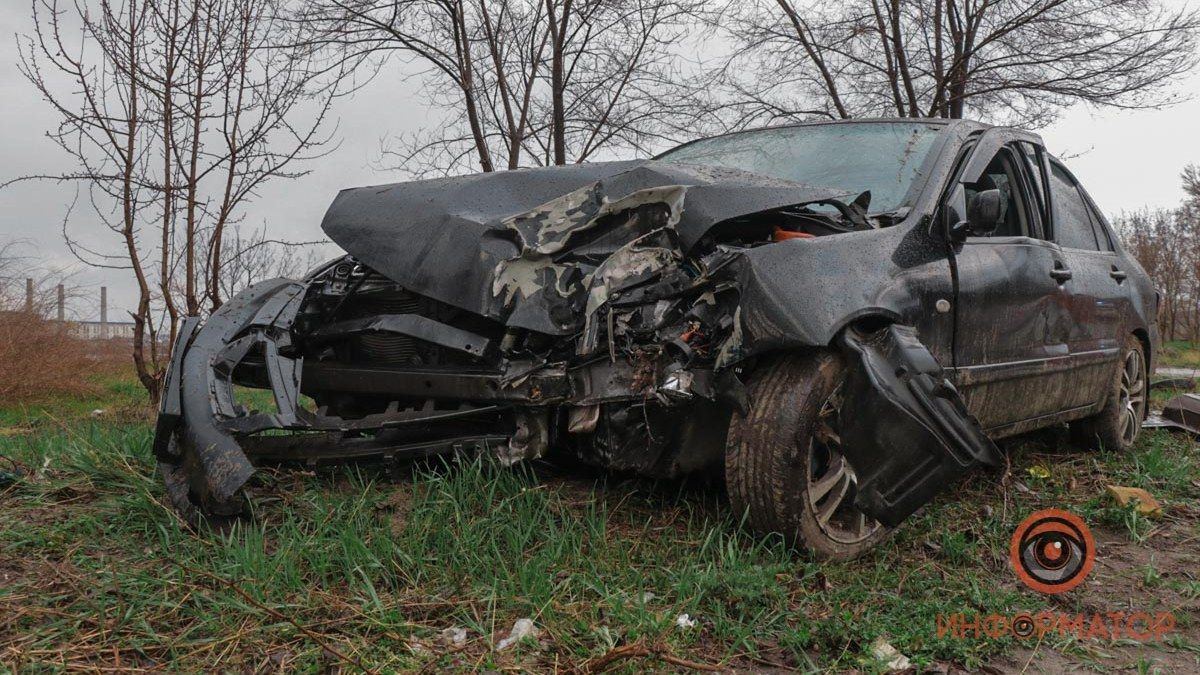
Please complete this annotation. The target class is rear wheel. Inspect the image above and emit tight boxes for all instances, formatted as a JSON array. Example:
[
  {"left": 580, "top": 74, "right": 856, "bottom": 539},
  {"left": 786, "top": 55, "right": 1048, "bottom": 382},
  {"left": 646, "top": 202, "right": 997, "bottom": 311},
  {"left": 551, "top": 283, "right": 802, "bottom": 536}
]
[
  {"left": 1070, "top": 336, "right": 1147, "bottom": 452},
  {"left": 725, "top": 352, "right": 889, "bottom": 560}
]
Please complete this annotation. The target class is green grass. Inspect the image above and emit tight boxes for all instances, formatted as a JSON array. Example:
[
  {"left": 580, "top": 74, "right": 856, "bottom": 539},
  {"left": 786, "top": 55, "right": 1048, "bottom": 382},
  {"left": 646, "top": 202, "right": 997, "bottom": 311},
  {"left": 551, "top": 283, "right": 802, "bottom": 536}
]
[
  {"left": 0, "top": 376, "right": 146, "bottom": 428},
  {"left": 1159, "top": 340, "right": 1200, "bottom": 369},
  {"left": 1, "top": 389, "right": 1198, "bottom": 671}
]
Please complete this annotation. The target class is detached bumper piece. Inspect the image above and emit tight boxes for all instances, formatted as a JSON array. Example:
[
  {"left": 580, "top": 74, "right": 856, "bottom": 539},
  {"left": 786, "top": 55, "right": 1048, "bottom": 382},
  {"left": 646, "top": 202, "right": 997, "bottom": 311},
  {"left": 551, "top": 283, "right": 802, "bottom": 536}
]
[
  {"left": 1144, "top": 393, "right": 1200, "bottom": 435},
  {"left": 152, "top": 279, "right": 524, "bottom": 522},
  {"left": 840, "top": 325, "right": 1001, "bottom": 527}
]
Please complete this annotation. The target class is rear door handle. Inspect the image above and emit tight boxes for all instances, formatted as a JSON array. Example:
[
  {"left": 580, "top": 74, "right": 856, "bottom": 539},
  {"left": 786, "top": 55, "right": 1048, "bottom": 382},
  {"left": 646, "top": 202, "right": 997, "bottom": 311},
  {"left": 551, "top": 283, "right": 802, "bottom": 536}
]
[
  {"left": 1110, "top": 267, "right": 1127, "bottom": 282},
  {"left": 1050, "top": 267, "right": 1073, "bottom": 283}
]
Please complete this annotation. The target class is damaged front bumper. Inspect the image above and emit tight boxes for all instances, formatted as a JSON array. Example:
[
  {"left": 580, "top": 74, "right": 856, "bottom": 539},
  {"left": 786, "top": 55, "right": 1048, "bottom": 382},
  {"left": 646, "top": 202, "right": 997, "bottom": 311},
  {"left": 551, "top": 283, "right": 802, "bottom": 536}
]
[
  {"left": 154, "top": 275, "right": 999, "bottom": 530},
  {"left": 152, "top": 276, "right": 730, "bottom": 519}
]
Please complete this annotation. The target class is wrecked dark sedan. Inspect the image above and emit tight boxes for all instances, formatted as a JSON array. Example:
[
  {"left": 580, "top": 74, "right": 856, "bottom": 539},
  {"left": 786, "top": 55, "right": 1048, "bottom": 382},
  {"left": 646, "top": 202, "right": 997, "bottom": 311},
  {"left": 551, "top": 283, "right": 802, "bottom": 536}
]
[{"left": 154, "top": 119, "right": 1157, "bottom": 559}]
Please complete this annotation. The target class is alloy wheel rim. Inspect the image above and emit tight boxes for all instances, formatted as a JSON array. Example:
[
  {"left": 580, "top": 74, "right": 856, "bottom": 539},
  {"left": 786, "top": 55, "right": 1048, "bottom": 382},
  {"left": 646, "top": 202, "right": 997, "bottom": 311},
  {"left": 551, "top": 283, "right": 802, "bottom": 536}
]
[
  {"left": 1118, "top": 348, "right": 1146, "bottom": 446},
  {"left": 806, "top": 384, "right": 883, "bottom": 545}
]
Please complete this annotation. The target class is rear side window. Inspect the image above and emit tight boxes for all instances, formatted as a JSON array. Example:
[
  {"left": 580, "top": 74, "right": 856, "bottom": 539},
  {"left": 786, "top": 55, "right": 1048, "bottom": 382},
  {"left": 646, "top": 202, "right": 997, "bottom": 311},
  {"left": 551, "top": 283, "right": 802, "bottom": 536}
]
[
  {"left": 1049, "top": 161, "right": 1100, "bottom": 250},
  {"left": 1082, "top": 195, "right": 1115, "bottom": 251}
]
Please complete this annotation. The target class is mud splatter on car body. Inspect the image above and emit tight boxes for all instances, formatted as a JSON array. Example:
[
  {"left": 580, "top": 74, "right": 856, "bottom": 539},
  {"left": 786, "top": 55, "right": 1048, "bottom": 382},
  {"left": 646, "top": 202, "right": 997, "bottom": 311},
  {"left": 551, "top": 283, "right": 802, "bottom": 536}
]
[{"left": 154, "top": 119, "right": 1157, "bottom": 547}]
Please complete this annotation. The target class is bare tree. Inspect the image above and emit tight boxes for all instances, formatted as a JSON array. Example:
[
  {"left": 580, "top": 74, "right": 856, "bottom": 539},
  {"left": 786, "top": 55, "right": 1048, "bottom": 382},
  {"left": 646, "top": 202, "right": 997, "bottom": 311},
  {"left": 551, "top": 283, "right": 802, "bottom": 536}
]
[
  {"left": 0, "top": 239, "right": 80, "bottom": 317},
  {"left": 0, "top": 240, "right": 37, "bottom": 313},
  {"left": 717, "top": 0, "right": 1200, "bottom": 128},
  {"left": 297, "top": 0, "right": 701, "bottom": 176},
  {"left": 11, "top": 0, "right": 345, "bottom": 401},
  {"left": 204, "top": 222, "right": 327, "bottom": 302},
  {"left": 1183, "top": 163, "right": 1200, "bottom": 204},
  {"left": 1117, "top": 163, "right": 1200, "bottom": 342}
]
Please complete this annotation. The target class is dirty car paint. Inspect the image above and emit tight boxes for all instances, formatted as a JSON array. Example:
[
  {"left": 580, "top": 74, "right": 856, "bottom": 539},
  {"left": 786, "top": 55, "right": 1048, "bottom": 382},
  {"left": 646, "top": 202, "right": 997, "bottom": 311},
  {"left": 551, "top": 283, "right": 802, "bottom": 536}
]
[{"left": 154, "top": 119, "right": 1157, "bottom": 537}]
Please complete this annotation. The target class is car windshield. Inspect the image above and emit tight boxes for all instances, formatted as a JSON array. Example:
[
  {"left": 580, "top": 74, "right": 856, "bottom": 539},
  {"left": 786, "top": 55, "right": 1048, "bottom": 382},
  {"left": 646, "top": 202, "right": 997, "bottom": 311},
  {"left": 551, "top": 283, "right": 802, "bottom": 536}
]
[{"left": 657, "top": 122, "right": 945, "bottom": 213}]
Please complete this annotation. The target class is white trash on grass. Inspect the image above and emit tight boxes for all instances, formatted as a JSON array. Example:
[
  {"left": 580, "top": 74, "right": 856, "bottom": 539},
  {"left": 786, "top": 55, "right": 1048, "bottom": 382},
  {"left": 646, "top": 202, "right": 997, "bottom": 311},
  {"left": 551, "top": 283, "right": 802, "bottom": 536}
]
[
  {"left": 674, "top": 613, "right": 697, "bottom": 629},
  {"left": 440, "top": 626, "right": 467, "bottom": 645},
  {"left": 495, "top": 618, "right": 538, "bottom": 651},
  {"left": 869, "top": 636, "right": 912, "bottom": 672}
]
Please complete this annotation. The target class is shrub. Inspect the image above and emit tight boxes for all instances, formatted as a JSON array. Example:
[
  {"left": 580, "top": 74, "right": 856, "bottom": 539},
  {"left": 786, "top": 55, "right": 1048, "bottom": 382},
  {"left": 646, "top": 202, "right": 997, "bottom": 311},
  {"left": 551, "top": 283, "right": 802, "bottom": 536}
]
[{"left": 0, "top": 311, "right": 98, "bottom": 404}]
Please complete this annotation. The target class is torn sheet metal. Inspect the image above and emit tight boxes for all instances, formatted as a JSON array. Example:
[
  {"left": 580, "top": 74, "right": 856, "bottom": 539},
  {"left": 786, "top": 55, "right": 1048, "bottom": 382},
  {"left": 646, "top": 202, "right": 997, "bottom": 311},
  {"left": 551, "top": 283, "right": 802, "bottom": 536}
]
[
  {"left": 320, "top": 161, "right": 849, "bottom": 335},
  {"left": 839, "top": 324, "right": 1001, "bottom": 527}
]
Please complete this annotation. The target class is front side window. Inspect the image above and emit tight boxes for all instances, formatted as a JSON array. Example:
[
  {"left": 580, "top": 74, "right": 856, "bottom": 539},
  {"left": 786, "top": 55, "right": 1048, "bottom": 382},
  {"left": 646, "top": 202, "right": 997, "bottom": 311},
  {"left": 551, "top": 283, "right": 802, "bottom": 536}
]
[
  {"left": 965, "top": 149, "right": 1033, "bottom": 238},
  {"left": 657, "top": 122, "right": 944, "bottom": 213},
  {"left": 1049, "top": 161, "right": 1100, "bottom": 250}
]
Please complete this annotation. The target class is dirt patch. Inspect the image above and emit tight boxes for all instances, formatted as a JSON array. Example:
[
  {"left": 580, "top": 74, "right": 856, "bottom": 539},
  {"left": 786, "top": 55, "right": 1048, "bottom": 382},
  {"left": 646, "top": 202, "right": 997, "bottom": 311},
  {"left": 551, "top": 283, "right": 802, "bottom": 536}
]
[
  {"left": 987, "top": 519, "right": 1200, "bottom": 673},
  {"left": 378, "top": 483, "right": 414, "bottom": 536},
  {"left": 999, "top": 639, "right": 1199, "bottom": 673}
]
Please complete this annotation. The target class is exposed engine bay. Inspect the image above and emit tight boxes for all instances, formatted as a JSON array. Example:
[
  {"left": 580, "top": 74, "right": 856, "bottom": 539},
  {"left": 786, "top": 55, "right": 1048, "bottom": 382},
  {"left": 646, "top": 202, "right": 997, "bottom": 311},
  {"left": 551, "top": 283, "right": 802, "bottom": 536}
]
[{"left": 154, "top": 159, "right": 999, "bottom": 529}]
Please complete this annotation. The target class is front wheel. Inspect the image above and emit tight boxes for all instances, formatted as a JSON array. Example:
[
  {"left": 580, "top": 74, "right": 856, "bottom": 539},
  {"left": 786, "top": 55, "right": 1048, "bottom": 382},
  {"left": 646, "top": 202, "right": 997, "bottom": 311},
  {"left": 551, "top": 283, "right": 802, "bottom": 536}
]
[
  {"left": 1070, "top": 336, "right": 1148, "bottom": 452},
  {"left": 725, "top": 352, "right": 890, "bottom": 560}
]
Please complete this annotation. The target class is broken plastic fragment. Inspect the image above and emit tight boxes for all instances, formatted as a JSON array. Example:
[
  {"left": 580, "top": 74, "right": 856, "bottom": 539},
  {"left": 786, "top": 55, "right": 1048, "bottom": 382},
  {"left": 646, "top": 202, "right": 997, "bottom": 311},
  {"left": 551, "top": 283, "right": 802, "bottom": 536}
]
[
  {"left": 869, "top": 636, "right": 912, "bottom": 672},
  {"left": 1106, "top": 485, "right": 1163, "bottom": 517},
  {"left": 675, "top": 613, "right": 697, "bottom": 629}
]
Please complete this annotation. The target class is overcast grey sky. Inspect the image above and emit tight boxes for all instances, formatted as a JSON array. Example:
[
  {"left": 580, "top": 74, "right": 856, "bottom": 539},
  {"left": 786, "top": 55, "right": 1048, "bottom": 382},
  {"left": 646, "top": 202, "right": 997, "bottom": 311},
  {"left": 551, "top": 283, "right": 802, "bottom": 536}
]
[{"left": 2, "top": 1, "right": 1198, "bottom": 321}]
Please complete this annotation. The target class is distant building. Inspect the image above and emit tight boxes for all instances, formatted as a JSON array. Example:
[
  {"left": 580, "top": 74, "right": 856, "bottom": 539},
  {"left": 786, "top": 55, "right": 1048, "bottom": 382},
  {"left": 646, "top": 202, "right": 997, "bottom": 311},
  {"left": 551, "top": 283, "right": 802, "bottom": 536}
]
[{"left": 70, "top": 320, "right": 137, "bottom": 341}]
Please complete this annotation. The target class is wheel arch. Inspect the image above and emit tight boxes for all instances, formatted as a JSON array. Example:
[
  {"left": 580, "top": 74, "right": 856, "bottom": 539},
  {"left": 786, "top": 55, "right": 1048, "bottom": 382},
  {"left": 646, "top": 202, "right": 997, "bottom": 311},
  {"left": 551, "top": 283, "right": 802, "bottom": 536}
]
[{"left": 1132, "top": 327, "right": 1153, "bottom": 378}]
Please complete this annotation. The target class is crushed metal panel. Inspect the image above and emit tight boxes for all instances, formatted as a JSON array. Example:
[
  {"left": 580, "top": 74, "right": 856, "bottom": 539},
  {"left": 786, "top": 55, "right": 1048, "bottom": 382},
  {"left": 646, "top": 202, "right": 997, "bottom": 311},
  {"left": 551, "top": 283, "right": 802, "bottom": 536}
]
[
  {"left": 307, "top": 314, "right": 491, "bottom": 358},
  {"left": 839, "top": 324, "right": 1001, "bottom": 527},
  {"left": 319, "top": 159, "right": 847, "bottom": 335}
]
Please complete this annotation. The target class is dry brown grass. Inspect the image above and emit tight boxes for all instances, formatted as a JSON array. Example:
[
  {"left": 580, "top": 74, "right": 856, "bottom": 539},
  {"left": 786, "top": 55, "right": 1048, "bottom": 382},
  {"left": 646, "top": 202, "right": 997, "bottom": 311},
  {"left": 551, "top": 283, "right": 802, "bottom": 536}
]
[{"left": 0, "top": 312, "right": 102, "bottom": 405}]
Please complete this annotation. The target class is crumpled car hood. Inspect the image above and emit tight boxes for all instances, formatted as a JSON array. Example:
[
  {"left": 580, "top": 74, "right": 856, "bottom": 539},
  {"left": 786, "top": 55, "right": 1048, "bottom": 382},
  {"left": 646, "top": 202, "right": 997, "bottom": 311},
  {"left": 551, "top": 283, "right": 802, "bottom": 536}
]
[{"left": 320, "top": 160, "right": 847, "bottom": 335}]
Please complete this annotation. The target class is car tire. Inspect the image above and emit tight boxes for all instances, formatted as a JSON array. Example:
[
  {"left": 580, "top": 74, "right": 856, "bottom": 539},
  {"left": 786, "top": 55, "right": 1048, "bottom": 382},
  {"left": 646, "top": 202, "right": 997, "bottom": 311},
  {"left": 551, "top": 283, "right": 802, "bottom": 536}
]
[
  {"left": 725, "top": 351, "right": 890, "bottom": 560},
  {"left": 1069, "top": 335, "right": 1148, "bottom": 452}
]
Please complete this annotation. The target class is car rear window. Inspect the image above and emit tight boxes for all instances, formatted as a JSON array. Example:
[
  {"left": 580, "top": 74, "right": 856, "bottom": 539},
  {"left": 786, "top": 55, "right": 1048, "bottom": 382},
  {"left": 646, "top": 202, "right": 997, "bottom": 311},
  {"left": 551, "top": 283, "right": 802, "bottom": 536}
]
[{"left": 1049, "top": 161, "right": 1100, "bottom": 251}]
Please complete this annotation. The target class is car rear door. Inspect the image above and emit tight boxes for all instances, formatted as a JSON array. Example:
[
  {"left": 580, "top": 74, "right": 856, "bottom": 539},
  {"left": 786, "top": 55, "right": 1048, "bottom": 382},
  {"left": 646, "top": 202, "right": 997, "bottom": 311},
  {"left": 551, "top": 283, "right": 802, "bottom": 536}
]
[{"left": 1045, "top": 158, "right": 1127, "bottom": 411}]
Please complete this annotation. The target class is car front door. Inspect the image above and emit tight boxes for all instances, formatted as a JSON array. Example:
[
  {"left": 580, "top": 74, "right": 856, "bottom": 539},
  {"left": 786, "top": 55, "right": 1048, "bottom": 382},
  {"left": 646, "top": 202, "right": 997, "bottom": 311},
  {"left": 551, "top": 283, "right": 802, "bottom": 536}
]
[
  {"left": 943, "top": 133, "right": 1076, "bottom": 435},
  {"left": 1044, "top": 157, "right": 1128, "bottom": 413}
]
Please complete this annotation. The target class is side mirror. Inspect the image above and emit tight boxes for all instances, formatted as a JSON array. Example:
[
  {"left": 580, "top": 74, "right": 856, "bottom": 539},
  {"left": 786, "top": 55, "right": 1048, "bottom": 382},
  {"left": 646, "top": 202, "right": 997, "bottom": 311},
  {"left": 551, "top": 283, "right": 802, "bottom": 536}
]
[
  {"left": 947, "top": 188, "right": 1004, "bottom": 242},
  {"left": 965, "top": 189, "right": 1004, "bottom": 237}
]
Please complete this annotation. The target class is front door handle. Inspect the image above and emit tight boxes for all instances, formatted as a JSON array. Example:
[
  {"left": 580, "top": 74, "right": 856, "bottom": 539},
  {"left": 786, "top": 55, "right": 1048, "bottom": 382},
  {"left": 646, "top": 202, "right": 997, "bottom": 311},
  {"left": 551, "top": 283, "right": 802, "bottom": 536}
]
[
  {"left": 1110, "top": 267, "right": 1127, "bottom": 282},
  {"left": 1050, "top": 266, "right": 1073, "bottom": 283}
]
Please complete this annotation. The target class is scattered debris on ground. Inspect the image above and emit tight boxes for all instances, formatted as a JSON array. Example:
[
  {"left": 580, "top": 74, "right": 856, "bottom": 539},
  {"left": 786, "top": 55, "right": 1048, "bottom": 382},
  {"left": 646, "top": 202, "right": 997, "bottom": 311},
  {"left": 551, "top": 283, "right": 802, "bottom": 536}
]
[
  {"left": 1150, "top": 376, "right": 1195, "bottom": 391},
  {"left": 439, "top": 626, "right": 467, "bottom": 646},
  {"left": 674, "top": 613, "right": 697, "bottom": 630},
  {"left": 1145, "top": 392, "right": 1200, "bottom": 435},
  {"left": 495, "top": 618, "right": 538, "bottom": 651},
  {"left": 870, "top": 636, "right": 912, "bottom": 672},
  {"left": 1107, "top": 485, "right": 1164, "bottom": 517}
]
